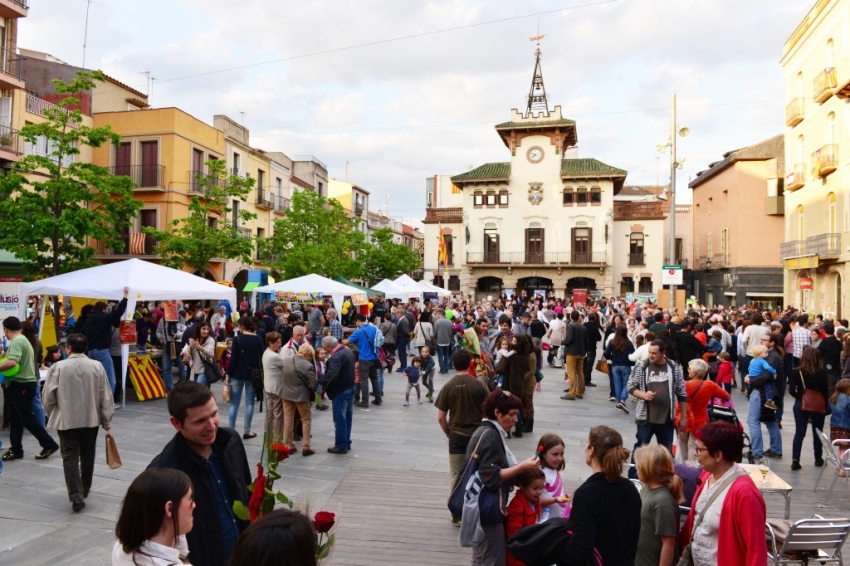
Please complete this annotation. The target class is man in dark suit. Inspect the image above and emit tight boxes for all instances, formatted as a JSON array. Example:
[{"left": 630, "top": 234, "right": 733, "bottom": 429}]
[{"left": 321, "top": 336, "right": 357, "bottom": 454}]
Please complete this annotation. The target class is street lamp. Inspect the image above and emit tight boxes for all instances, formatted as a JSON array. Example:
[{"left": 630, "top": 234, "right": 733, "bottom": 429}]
[{"left": 656, "top": 93, "right": 689, "bottom": 314}]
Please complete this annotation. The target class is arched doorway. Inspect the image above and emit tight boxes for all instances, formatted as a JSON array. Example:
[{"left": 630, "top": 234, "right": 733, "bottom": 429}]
[
  {"left": 232, "top": 270, "right": 250, "bottom": 296},
  {"left": 518, "top": 277, "right": 553, "bottom": 297},
  {"left": 477, "top": 276, "right": 503, "bottom": 293},
  {"left": 567, "top": 276, "right": 597, "bottom": 296},
  {"left": 193, "top": 269, "right": 216, "bottom": 281}
]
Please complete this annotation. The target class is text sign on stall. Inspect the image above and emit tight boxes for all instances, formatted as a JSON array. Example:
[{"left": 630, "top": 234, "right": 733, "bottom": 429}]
[
  {"left": 798, "top": 277, "right": 813, "bottom": 290},
  {"left": 661, "top": 265, "right": 683, "bottom": 285},
  {"left": 0, "top": 278, "right": 22, "bottom": 325}
]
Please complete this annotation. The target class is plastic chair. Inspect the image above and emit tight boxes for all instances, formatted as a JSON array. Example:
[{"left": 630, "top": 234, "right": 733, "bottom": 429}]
[
  {"left": 766, "top": 515, "right": 850, "bottom": 566},
  {"left": 813, "top": 428, "right": 850, "bottom": 506}
]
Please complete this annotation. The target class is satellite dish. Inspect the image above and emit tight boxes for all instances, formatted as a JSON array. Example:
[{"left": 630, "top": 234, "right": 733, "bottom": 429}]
[{"left": 679, "top": 127, "right": 690, "bottom": 137}]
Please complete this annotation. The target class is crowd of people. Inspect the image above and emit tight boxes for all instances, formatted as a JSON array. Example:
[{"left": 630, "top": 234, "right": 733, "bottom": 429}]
[{"left": 4, "top": 288, "right": 850, "bottom": 565}]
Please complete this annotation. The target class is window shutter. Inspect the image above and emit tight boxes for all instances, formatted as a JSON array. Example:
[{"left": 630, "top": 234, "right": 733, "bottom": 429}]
[
  {"left": 115, "top": 142, "right": 131, "bottom": 177},
  {"left": 140, "top": 141, "right": 158, "bottom": 186}
]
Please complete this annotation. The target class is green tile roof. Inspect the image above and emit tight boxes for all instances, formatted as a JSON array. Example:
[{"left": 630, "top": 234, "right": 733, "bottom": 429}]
[
  {"left": 495, "top": 118, "right": 576, "bottom": 129},
  {"left": 451, "top": 162, "right": 511, "bottom": 182},
  {"left": 561, "top": 158, "right": 627, "bottom": 178}
]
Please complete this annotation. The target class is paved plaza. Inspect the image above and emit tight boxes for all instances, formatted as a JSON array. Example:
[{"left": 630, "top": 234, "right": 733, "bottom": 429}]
[{"left": 1, "top": 359, "right": 849, "bottom": 565}]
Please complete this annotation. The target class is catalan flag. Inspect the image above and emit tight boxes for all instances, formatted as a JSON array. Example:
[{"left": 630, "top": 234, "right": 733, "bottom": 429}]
[
  {"left": 127, "top": 355, "right": 167, "bottom": 401},
  {"left": 130, "top": 232, "right": 146, "bottom": 255},
  {"left": 438, "top": 224, "right": 448, "bottom": 267}
]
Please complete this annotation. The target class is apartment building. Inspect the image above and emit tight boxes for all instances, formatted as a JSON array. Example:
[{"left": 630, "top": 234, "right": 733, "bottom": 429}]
[
  {"left": 292, "top": 155, "right": 328, "bottom": 196},
  {"left": 0, "top": 0, "right": 28, "bottom": 172},
  {"left": 780, "top": 0, "right": 850, "bottom": 317},
  {"left": 688, "top": 135, "right": 785, "bottom": 308},
  {"left": 611, "top": 186, "right": 667, "bottom": 297},
  {"left": 328, "top": 178, "right": 369, "bottom": 233}
]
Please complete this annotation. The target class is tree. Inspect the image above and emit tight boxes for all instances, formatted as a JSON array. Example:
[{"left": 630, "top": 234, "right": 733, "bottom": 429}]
[
  {"left": 144, "top": 159, "right": 257, "bottom": 274},
  {"left": 360, "top": 226, "right": 421, "bottom": 283},
  {"left": 259, "top": 190, "right": 366, "bottom": 280},
  {"left": 0, "top": 70, "right": 143, "bottom": 280}
]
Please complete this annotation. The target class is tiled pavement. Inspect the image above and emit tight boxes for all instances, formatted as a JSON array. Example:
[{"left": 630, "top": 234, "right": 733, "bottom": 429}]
[{"left": 1, "top": 356, "right": 849, "bottom": 565}]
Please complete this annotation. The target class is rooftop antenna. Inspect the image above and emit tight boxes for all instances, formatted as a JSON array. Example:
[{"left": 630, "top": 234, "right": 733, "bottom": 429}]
[
  {"left": 385, "top": 193, "right": 391, "bottom": 217},
  {"left": 239, "top": 111, "right": 245, "bottom": 125},
  {"left": 82, "top": 0, "right": 107, "bottom": 68},
  {"left": 345, "top": 160, "right": 350, "bottom": 181},
  {"left": 526, "top": 21, "right": 549, "bottom": 118},
  {"left": 140, "top": 69, "right": 156, "bottom": 106}
]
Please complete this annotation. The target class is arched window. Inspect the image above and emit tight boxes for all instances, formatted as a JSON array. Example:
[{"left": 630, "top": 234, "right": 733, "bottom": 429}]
[
  {"left": 797, "top": 205, "right": 805, "bottom": 240},
  {"left": 828, "top": 38, "right": 835, "bottom": 68},
  {"left": 798, "top": 135, "right": 805, "bottom": 166},
  {"left": 797, "top": 71, "right": 804, "bottom": 97},
  {"left": 827, "top": 112, "right": 836, "bottom": 144},
  {"left": 828, "top": 193, "right": 837, "bottom": 233}
]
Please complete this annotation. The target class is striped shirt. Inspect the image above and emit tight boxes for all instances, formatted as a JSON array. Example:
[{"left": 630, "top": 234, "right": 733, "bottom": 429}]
[
  {"left": 329, "top": 319, "right": 343, "bottom": 341},
  {"left": 792, "top": 325, "right": 811, "bottom": 359}
]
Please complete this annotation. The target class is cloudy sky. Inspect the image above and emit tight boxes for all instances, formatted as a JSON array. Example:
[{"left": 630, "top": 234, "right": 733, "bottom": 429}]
[{"left": 21, "top": 0, "right": 810, "bottom": 221}]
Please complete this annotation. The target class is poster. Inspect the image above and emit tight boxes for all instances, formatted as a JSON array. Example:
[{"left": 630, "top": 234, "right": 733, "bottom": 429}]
[
  {"left": 274, "top": 291, "right": 324, "bottom": 304},
  {"left": 162, "top": 300, "right": 179, "bottom": 322},
  {"left": 350, "top": 293, "right": 368, "bottom": 306},
  {"left": 0, "top": 278, "right": 22, "bottom": 325},
  {"left": 625, "top": 293, "right": 658, "bottom": 304},
  {"left": 119, "top": 319, "right": 137, "bottom": 345},
  {"left": 572, "top": 288, "right": 588, "bottom": 307}
]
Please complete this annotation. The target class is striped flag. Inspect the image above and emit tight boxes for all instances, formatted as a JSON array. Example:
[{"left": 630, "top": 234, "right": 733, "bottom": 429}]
[
  {"left": 438, "top": 224, "right": 448, "bottom": 267},
  {"left": 127, "top": 355, "right": 167, "bottom": 401},
  {"left": 130, "top": 232, "right": 146, "bottom": 255}
]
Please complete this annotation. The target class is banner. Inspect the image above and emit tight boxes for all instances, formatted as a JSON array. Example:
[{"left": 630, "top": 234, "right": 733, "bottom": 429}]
[
  {"left": 572, "top": 288, "right": 588, "bottom": 306},
  {"left": 625, "top": 293, "right": 658, "bottom": 304},
  {"left": 162, "top": 300, "right": 179, "bottom": 322},
  {"left": 274, "top": 291, "right": 324, "bottom": 304},
  {"left": 119, "top": 320, "right": 137, "bottom": 345},
  {"left": 0, "top": 278, "right": 22, "bottom": 325},
  {"left": 127, "top": 355, "right": 166, "bottom": 401},
  {"left": 350, "top": 292, "right": 368, "bottom": 306}
]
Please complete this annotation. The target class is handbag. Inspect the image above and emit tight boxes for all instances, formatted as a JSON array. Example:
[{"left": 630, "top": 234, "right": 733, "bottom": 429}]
[
  {"left": 507, "top": 518, "right": 603, "bottom": 566},
  {"left": 799, "top": 371, "right": 826, "bottom": 414},
  {"left": 447, "top": 426, "right": 508, "bottom": 524},
  {"left": 595, "top": 359, "right": 609, "bottom": 375},
  {"left": 194, "top": 343, "right": 224, "bottom": 384},
  {"left": 678, "top": 470, "right": 746, "bottom": 566},
  {"left": 105, "top": 433, "right": 122, "bottom": 470}
]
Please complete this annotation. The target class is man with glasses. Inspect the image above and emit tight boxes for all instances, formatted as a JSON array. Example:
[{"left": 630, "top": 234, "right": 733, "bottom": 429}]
[{"left": 747, "top": 333, "right": 784, "bottom": 461}]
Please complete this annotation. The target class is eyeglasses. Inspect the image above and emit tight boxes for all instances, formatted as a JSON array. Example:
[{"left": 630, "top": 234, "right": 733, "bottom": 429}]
[{"left": 694, "top": 446, "right": 710, "bottom": 455}]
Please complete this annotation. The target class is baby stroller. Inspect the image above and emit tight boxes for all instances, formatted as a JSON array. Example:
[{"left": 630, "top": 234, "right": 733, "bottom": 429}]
[{"left": 706, "top": 396, "right": 755, "bottom": 464}]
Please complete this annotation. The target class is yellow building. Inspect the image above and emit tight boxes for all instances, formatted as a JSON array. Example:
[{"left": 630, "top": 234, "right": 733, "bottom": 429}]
[
  {"left": 0, "top": 0, "right": 28, "bottom": 172},
  {"left": 781, "top": 0, "right": 850, "bottom": 317},
  {"left": 328, "top": 178, "right": 369, "bottom": 234},
  {"left": 91, "top": 107, "right": 226, "bottom": 278}
]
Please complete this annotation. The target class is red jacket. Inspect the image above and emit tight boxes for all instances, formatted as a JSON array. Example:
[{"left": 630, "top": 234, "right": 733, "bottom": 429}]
[
  {"left": 716, "top": 360, "right": 734, "bottom": 384},
  {"left": 506, "top": 490, "right": 540, "bottom": 566},
  {"left": 679, "top": 470, "right": 767, "bottom": 566}
]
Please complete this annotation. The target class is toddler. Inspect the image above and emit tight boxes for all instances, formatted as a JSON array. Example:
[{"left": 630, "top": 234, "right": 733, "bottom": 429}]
[
  {"left": 746, "top": 344, "right": 778, "bottom": 410},
  {"left": 219, "top": 337, "right": 233, "bottom": 373},
  {"left": 419, "top": 347, "right": 436, "bottom": 403},
  {"left": 506, "top": 468, "right": 545, "bottom": 566},
  {"left": 403, "top": 356, "right": 423, "bottom": 406},
  {"left": 536, "top": 433, "right": 570, "bottom": 520},
  {"left": 830, "top": 378, "right": 850, "bottom": 476},
  {"left": 495, "top": 336, "right": 514, "bottom": 388},
  {"left": 716, "top": 351, "right": 734, "bottom": 393},
  {"left": 706, "top": 330, "right": 723, "bottom": 355}
]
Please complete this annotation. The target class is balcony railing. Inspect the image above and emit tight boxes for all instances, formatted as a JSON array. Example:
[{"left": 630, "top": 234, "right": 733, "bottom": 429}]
[
  {"left": 785, "top": 97, "right": 804, "bottom": 126},
  {"left": 237, "top": 228, "right": 253, "bottom": 239},
  {"left": 255, "top": 189, "right": 274, "bottom": 208},
  {"left": 0, "top": 125, "right": 23, "bottom": 157},
  {"left": 812, "top": 144, "right": 838, "bottom": 177},
  {"left": 112, "top": 164, "right": 164, "bottom": 188},
  {"left": 354, "top": 204, "right": 364, "bottom": 216},
  {"left": 814, "top": 68, "right": 837, "bottom": 103},
  {"left": 423, "top": 206, "right": 463, "bottom": 224},
  {"left": 807, "top": 233, "right": 841, "bottom": 257},
  {"left": 96, "top": 235, "right": 158, "bottom": 257},
  {"left": 785, "top": 164, "right": 806, "bottom": 190},
  {"left": 713, "top": 252, "right": 729, "bottom": 268},
  {"left": 664, "top": 258, "right": 689, "bottom": 269},
  {"left": 698, "top": 256, "right": 712, "bottom": 270},
  {"left": 466, "top": 251, "right": 605, "bottom": 265},
  {"left": 25, "top": 94, "right": 79, "bottom": 128},
  {"left": 274, "top": 195, "right": 290, "bottom": 213},
  {"left": 628, "top": 253, "right": 645, "bottom": 266},
  {"left": 0, "top": 47, "right": 24, "bottom": 84},
  {"left": 780, "top": 240, "right": 805, "bottom": 260}
]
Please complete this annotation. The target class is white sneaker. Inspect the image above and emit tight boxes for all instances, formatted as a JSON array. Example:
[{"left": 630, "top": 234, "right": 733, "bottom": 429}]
[{"left": 609, "top": 396, "right": 616, "bottom": 402}]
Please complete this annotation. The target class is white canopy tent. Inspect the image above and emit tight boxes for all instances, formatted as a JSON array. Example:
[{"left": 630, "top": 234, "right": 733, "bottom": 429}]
[
  {"left": 416, "top": 280, "right": 452, "bottom": 298},
  {"left": 251, "top": 274, "right": 366, "bottom": 315},
  {"left": 373, "top": 279, "right": 422, "bottom": 301},
  {"left": 19, "top": 258, "right": 238, "bottom": 406},
  {"left": 393, "top": 274, "right": 452, "bottom": 298}
]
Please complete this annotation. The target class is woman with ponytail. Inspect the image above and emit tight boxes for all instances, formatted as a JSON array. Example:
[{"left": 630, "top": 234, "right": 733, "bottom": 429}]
[
  {"left": 559, "top": 425, "right": 641, "bottom": 565},
  {"left": 634, "top": 444, "right": 683, "bottom": 566}
]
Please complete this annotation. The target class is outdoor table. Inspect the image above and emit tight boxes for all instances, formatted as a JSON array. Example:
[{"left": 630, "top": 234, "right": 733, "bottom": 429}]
[{"left": 740, "top": 463, "right": 793, "bottom": 519}]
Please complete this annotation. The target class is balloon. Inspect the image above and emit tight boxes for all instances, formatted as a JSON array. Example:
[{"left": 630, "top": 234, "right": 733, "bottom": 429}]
[
  {"left": 343, "top": 300, "right": 351, "bottom": 308},
  {"left": 0, "top": 355, "right": 19, "bottom": 378},
  {"left": 368, "top": 302, "right": 374, "bottom": 309},
  {"left": 341, "top": 307, "right": 349, "bottom": 315}
]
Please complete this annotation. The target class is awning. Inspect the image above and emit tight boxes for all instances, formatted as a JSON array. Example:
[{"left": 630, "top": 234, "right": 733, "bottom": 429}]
[
  {"left": 243, "top": 281, "right": 260, "bottom": 292},
  {"left": 332, "top": 276, "right": 384, "bottom": 297},
  {"left": 745, "top": 292, "right": 784, "bottom": 297},
  {"left": 724, "top": 292, "right": 736, "bottom": 296}
]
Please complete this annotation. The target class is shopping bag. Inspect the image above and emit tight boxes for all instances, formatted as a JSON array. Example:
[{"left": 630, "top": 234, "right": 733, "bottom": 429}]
[{"left": 105, "top": 433, "right": 122, "bottom": 469}]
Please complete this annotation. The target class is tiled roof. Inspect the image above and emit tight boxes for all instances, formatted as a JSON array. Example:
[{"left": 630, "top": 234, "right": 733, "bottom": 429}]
[
  {"left": 561, "top": 158, "right": 627, "bottom": 178},
  {"left": 451, "top": 162, "right": 511, "bottom": 182},
  {"left": 495, "top": 118, "right": 575, "bottom": 129}
]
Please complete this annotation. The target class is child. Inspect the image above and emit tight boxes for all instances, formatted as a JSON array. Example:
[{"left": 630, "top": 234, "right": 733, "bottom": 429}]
[
  {"left": 352, "top": 347, "right": 362, "bottom": 406},
  {"left": 506, "top": 468, "right": 545, "bottom": 566},
  {"left": 419, "top": 347, "right": 437, "bottom": 402},
  {"left": 314, "top": 348, "right": 328, "bottom": 411},
  {"left": 830, "top": 378, "right": 850, "bottom": 477},
  {"left": 746, "top": 344, "right": 778, "bottom": 410},
  {"left": 633, "top": 444, "right": 683, "bottom": 566},
  {"left": 706, "top": 330, "right": 723, "bottom": 355},
  {"left": 537, "top": 433, "right": 570, "bottom": 519},
  {"left": 43, "top": 345, "right": 63, "bottom": 368},
  {"left": 219, "top": 337, "right": 233, "bottom": 374},
  {"left": 403, "top": 357, "right": 423, "bottom": 406},
  {"left": 716, "top": 351, "right": 734, "bottom": 393},
  {"left": 495, "top": 336, "right": 513, "bottom": 388}
]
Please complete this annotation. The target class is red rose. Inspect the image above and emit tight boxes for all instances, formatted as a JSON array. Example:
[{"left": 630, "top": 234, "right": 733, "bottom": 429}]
[
  {"left": 248, "top": 463, "right": 267, "bottom": 522},
  {"left": 313, "top": 511, "right": 336, "bottom": 533},
  {"left": 271, "top": 444, "right": 291, "bottom": 461}
]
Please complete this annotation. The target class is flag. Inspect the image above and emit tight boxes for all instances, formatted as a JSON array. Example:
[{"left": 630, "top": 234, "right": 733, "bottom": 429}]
[
  {"left": 438, "top": 224, "right": 448, "bottom": 267},
  {"left": 130, "top": 232, "right": 146, "bottom": 255},
  {"left": 127, "top": 355, "right": 167, "bottom": 401}
]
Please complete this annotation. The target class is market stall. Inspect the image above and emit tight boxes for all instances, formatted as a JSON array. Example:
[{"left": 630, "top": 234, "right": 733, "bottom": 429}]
[
  {"left": 251, "top": 274, "right": 367, "bottom": 315},
  {"left": 19, "top": 258, "right": 237, "bottom": 406},
  {"left": 373, "top": 279, "right": 423, "bottom": 302}
]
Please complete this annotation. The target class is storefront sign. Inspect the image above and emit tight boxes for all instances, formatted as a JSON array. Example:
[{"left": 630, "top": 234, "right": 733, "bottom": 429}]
[
  {"left": 785, "top": 257, "right": 819, "bottom": 270},
  {"left": 0, "top": 278, "right": 23, "bottom": 324},
  {"left": 798, "top": 277, "right": 813, "bottom": 290}
]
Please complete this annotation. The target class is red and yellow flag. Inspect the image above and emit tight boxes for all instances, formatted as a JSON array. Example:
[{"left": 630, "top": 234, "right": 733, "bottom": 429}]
[
  {"left": 127, "top": 355, "right": 167, "bottom": 401},
  {"left": 438, "top": 224, "right": 448, "bottom": 267}
]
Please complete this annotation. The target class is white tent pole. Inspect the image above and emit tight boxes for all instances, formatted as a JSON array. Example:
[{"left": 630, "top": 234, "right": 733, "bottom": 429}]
[{"left": 122, "top": 296, "right": 136, "bottom": 409}]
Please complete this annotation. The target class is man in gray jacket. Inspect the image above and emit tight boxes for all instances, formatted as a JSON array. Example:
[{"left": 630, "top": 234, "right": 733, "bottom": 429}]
[
  {"left": 561, "top": 311, "right": 588, "bottom": 401},
  {"left": 433, "top": 308, "right": 455, "bottom": 374},
  {"left": 43, "top": 333, "right": 115, "bottom": 511}
]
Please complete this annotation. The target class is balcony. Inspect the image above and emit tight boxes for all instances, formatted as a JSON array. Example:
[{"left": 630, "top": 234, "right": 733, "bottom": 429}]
[
  {"left": 785, "top": 164, "right": 806, "bottom": 191},
  {"left": 237, "top": 228, "right": 253, "bottom": 239},
  {"left": 713, "top": 253, "right": 729, "bottom": 268},
  {"left": 807, "top": 233, "right": 841, "bottom": 257},
  {"left": 664, "top": 258, "right": 689, "bottom": 269},
  {"left": 812, "top": 144, "right": 838, "bottom": 177},
  {"left": 765, "top": 195, "right": 784, "bottom": 215},
  {"left": 0, "top": 47, "right": 24, "bottom": 90},
  {"left": 95, "top": 234, "right": 158, "bottom": 257},
  {"left": 628, "top": 253, "right": 645, "bottom": 266},
  {"left": 112, "top": 164, "right": 165, "bottom": 189},
  {"left": 0, "top": 0, "right": 28, "bottom": 19},
  {"left": 354, "top": 203, "right": 364, "bottom": 216},
  {"left": 0, "top": 125, "right": 22, "bottom": 162},
  {"left": 274, "top": 195, "right": 290, "bottom": 214},
  {"left": 466, "top": 251, "right": 605, "bottom": 265},
  {"left": 255, "top": 189, "right": 273, "bottom": 209},
  {"left": 813, "top": 68, "right": 838, "bottom": 103},
  {"left": 785, "top": 97, "right": 805, "bottom": 127},
  {"left": 698, "top": 256, "right": 712, "bottom": 270},
  {"left": 423, "top": 206, "right": 463, "bottom": 224},
  {"left": 780, "top": 240, "right": 806, "bottom": 260},
  {"left": 25, "top": 94, "right": 79, "bottom": 128}
]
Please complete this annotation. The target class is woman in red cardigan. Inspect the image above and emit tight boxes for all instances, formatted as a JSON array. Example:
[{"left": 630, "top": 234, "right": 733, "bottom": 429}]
[{"left": 679, "top": 422, "right": 767, "bottom": 566}]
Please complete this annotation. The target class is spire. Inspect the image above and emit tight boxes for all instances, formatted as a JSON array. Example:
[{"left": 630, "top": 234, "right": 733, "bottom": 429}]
[{"left": 525, "top": 36, "right": 549, "bottom": 118}]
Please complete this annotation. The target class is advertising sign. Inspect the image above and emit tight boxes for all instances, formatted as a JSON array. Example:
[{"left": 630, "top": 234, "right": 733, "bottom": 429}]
[
  {"left": 661, "top": 265, "right": 683, "bottom": 285},
  {"left": 0, "top": 278, "right": 23, "bottom": 325},
  {"left": 798, "top": 277, "right": 813, "bottom": 290},
  {"left": 274, "top": 291, "right": 325, "bottom": 304},
  {"left": 572, "top": 288, "right": 588, "bottom": 306}
]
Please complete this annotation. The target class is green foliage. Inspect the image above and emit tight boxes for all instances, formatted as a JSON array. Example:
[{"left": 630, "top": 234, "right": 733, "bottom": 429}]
[
  {"left": 0, "top": 70, "right": 143, "bottom": 278},
  {"left": 145, "top": 159, "right": 256, "bottom": 273},
  {"left": 259, "top": 190, "right": 366, "bottom": 280},
  {"left": 360, "top": 226, "right": 422, "bottom": 283}
]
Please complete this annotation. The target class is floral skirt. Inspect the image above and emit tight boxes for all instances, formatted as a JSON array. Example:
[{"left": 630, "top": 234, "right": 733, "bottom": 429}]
[{"left": 830, "top": 426, "right": 850, "bottom": 443}]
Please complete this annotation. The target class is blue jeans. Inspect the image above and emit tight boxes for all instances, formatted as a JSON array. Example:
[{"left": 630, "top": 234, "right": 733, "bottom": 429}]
[
  {"left": 228, "top": 379, "right": 255, "bottom": 434},
  {"left": 747, "top": 389, "right": 782, "bottom": 457},
  {"left": 397, "top": 336, "right": 409, "bottom": 369},
  {"left": 629, "top": 421, "right": 674, "bottom": 478},
  {"left": 312, "top": 333, "right": 323, "bottom": 351},
  {"left": 437, "top": 344, "right": 452, "bottom": 373},
  {"left": 332, "top": 387, "right": 355, "bottom": 451},
  {"left": 33, "top": 381, "right": 46, "bottom": 426},
  {"left": 611, "top": 366, "right": 631, "bottom": 403},
  {"left": 791, "top": 398, "right": 825, "bottom": 462},
  {"left": 161, "top": 350, "right": 185, "bottom": 393},
  {"left": 377, "top": 365, "right": 384, "bottom": 396},
  {"left": 88, "top": 349, "right": 116, "bottom": 393},
  {"left": 194, "top": 373, "right": 209, "bottom": 388}
]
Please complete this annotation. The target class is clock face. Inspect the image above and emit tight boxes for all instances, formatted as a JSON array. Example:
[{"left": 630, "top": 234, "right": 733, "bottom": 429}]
[{"left": 527, "top": 146, "right": 544, "bottom": 163}]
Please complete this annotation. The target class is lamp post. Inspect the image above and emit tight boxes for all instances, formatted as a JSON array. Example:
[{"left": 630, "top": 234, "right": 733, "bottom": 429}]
[{"left": 657, "top": 94, "right": 689, "bottom": 314}]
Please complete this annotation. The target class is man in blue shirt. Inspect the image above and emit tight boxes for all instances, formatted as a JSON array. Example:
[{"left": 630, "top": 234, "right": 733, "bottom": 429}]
[{"left": 345, "top": 313, "right": 382, "bottom": 407}]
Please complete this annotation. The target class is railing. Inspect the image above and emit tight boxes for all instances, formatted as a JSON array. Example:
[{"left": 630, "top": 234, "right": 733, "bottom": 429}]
[
  {"left": 424, "top": 206, "right": 463, "bottom": 224},
  {"left": 785, "top": 97, "right": 805, "bottom": 126},
  {"left": 713, "top": 252, "right": 729, "bottom": 268},
  {"left": 96, "top": 235, "right": 158, "bottom": 256},
  {"left": 274, "top": 195, "right": 290, "bottom": 212},
  {"left": 780, "top": 240, "right": 806, "bottom": 259},
  {"left": 25, "top": 94, "right": 78, "bottom": 128},
  {"left": 255, "top": 189, "right": 274, "bottom": 208},
  {"left": 785, "top": 163, "right": 806, "bottom": 190},
  {"left": 9, "top": 0, "right": 29, "bottom": 9},
  {"left": 812, "top": 144, "right": 838, "bottom": 177},
  {"left": 354, "top": 204, "right": 364, "bottom": 216},
  {"left": 466, "top": 251, "right": 605, "bottom": 265},
  {"left": 0, "top": 125, "right": 22, "bottom": 156},
  {"left": 628, "top": 253, "right": 645, "bottom": 266},
  {"left": 0, "top": 47, "right": 23, "bottom": 82},
  {"left": 807, "top": 233, "right": 841, "bottom": 257},
  {"left": 111, "top": 164, "right": 164, "bottom": 188},
  {"left": 664, "top": 258, "right": 689, "bottom": 269},
  {"left": 698, "top": 256, "right": 712, "bottom": 269},
  {"left": 237, "top": 228, "right": 253, "bottom": 239},
  {"left": 292, "top": 155, "right": 328, "bottom": 169},
  {"left": 813, "top": 68, "right": 837, "bottom": 102}
]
